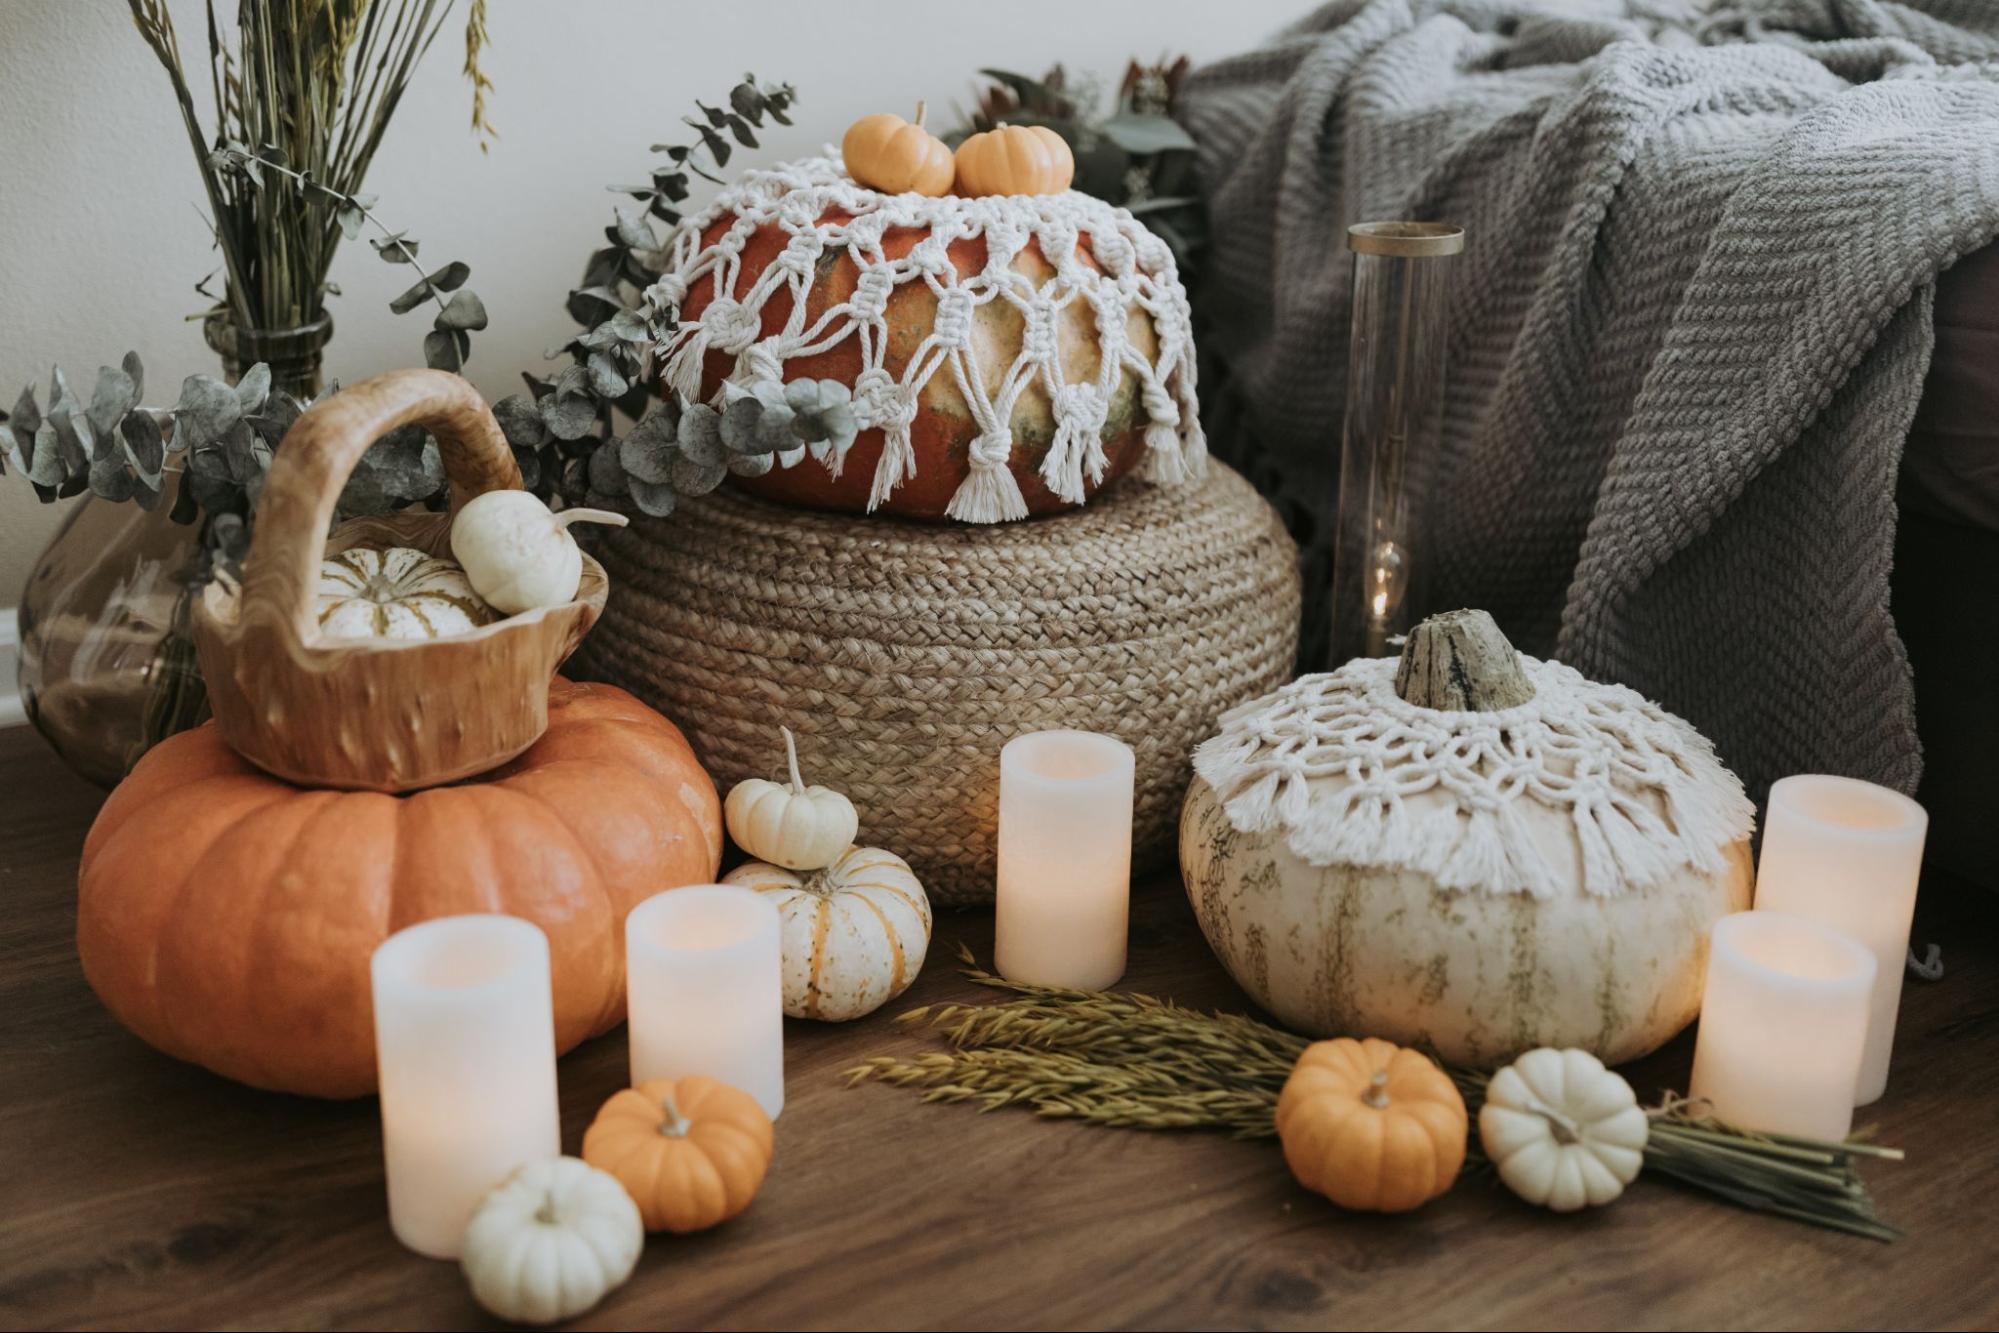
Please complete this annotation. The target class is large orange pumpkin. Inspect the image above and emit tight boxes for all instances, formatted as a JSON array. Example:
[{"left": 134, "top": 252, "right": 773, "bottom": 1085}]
[
  {"left": 76, "top": 679, "right": 722, "bottom": 1098},
  {"left": 678, "top": 210, "right": 1161, "bottom": 520}
]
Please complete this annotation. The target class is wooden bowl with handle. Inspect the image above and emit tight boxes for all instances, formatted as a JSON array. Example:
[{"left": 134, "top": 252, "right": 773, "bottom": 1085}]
[{"left": 192, "top": 369, "right": 607, "bottom": 792}]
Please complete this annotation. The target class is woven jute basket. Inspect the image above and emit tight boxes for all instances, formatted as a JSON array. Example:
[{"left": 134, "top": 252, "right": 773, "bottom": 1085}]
[{"left": 576, "top": 461, "right": 1300, "bottom": 905}]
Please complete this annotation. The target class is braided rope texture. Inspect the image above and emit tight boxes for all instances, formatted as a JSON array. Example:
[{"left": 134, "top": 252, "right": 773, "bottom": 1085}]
[
  {"left": 645, "top": 156, "right": 1204, "bottom": 523},
  {"left": 576, "top": 462, "right": 1300, "bottom": 905}
]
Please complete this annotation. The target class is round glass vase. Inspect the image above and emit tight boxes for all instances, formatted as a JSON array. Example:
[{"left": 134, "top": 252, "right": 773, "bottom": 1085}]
[{"left": 16, "top": 487, "right": 210, "bottom": 787}]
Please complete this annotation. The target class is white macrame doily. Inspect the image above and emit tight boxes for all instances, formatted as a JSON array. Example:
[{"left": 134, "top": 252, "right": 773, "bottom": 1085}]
[
  {"left": 1191, "top": 656, "right": 1755, "bottom": 899},
  {"left": 642, "top": 155, "right": 1204, "bottom": 523}
]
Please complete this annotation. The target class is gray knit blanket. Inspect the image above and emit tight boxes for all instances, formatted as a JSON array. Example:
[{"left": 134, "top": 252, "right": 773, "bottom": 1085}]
[{"left": 1180, "top": 0, "right": 1999, "bottom": 803}]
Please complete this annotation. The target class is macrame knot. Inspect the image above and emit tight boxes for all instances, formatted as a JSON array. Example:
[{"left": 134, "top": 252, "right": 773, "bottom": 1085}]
[
  {"left": 1091, "top": 229, "right": 1136, "bottom": 277},
  {"left": 933, "top": 287, "right": 975, "bottom": 349},
  {"left": 969, "top": 431, "right": 1012, "bottom": 468},
  {"left": 908, "top": 234, "right": 956, "bottom": 277},
  {"left": 700, "top": 298, "right": 762, "bottom": 354},
  {"left": 777, "top": 231, "right": 824, "bottom": 278},
  {"left": 648, "top": 273, "right": 688, "bottom": 314},
  {"left": 742, "top": 344, "right": 784, "bottom": 385},
  {"left": 981, "top": 216, "right": 1024, "bottom": 278},
  {"left": 1021, "top": 301, "right": 1059, "bottom": 364},
  {"left": 850, "top": 266, "right": 895, "bottom": 323},
  {"left": 1142, "top": 381, "right": 1181, "bottom": 428}
]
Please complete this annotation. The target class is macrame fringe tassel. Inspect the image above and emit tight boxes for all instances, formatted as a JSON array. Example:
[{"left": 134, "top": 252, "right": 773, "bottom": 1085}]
[
  {"left": 866, "top": 425, "right": 917, "bottom": 512},
  {"left": 1141, "top": 421, "right": 1191, "bottom": 484},
  {"left": 662, "top": 335, "right": 708, "bottom": 405},
  {"left": 1038, "top": 421, "right": 1093, "bottom": 506},
  {"left": 946, "top": 458, "right": 1029, "bottom": 523}
]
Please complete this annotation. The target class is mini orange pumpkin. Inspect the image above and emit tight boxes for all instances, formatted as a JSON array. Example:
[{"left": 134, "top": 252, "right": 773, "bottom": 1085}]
[
  {"left": 842, "top": 102, "right": 954, "bottom": 197},
  {"left": 953, "top": 123, "right": 1075, "bottom": 197},
  {"left": 1275, "top": 1037, "right": 1468, "bottom": 1213},
  {"left": 582, "top": 1076, "right": 775, "bottom": 1233}
]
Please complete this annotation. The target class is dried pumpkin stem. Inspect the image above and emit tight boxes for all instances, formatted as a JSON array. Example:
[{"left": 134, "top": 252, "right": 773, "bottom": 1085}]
[
  {"left": 914, "top": 99, "right": 927, "bottom": 129},
  {"left": 781, "top": 726, "right": 806, "bottom": 793},
  {"left": 658, "top": 1090, "right": 692, "bottom": 1138},
  {"left": 1362, "top": 1071, "right": 1392, "bottom": 1109},
  {"left": 534, "top": 1191, "right": 558, "bottom": 1225},
  {"left": 553, "top": 507, "right": 630, "bottom": 532}
]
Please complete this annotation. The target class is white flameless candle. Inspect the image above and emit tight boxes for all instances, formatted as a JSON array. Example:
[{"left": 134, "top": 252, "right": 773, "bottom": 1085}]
[
  {"left": 371, "top": 915, "right": 561, "bottom": 1259},
  {"left": 1751, "top": 774, "right": 1927, "bottom": 1105},
  {"left": 995, "top": 729, "right": 1134, "bottom": 990},
  {"left": 1690, "top": 911, "right": 1876, "bottom": 1141},
  {"left": 626, "top": 885, "right": 784, "bottom": 1118}
]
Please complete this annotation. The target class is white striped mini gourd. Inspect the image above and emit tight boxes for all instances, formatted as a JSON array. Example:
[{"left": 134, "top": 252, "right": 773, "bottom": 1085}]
[
  {"left": 723, "top": 846, "right": 931, "bottom": 1021},
  {"left": 315, "top": 546, "right": 498, "bottom": 640}
]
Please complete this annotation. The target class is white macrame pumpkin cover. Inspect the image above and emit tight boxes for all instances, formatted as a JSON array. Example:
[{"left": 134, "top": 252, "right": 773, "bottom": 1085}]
[
  {"left": 1191, "top": 655, "right": 1756, "bottom": 899},
  {"left": 642, "top": 156, "right": 1205, "bottom": 523}
]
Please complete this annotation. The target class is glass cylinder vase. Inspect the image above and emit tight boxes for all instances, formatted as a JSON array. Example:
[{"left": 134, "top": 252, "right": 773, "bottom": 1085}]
[{"left": 1328, "top": 222, "right": 1463, "bottom": 666}]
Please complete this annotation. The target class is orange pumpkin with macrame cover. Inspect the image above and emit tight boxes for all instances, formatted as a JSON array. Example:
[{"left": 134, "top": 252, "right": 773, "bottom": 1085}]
[{"left": 76, "top": 678, "right": 722, "bottom": 1098}]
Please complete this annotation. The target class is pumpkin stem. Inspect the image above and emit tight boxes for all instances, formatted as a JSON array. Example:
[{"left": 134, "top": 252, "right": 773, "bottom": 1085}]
[
  {"left": 552, "top": 506, "right": 631, "bottom": 532},
  {"left": 914, "top": 99, "right": 927, "bottom": 129},
  {"left": 1363, "top": 1070, "right": 1392, "bottom": 1109},
  {"left": 1527, "top": 1097, "right": 1584, "bottom": 1145},
  {"left": 534, "top": 1191, "right": 558, "bottom": 1225},
  {"left": 781, "top": 725, "right": 807, "bottom": 794},
  {"left": 1394, "top": 609, "right": 1536, "bottom": 712},
  {"left": 658, "top": 1089, "right": 693, "bottom": 1139}
]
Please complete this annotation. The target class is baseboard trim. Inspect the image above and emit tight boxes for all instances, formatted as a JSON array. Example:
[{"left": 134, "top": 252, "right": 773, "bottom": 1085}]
[{"left": 0, "top": 608, "right": 23, "bottom": 727}]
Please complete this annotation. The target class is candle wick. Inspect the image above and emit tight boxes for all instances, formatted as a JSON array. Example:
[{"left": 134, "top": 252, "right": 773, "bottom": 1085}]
[
  {"left": 1362, "top": 1070, "right": 1392, "bottom": 1109},
  {"left": 658, "top": 1090, "right": 694, "bottom": 1138}
]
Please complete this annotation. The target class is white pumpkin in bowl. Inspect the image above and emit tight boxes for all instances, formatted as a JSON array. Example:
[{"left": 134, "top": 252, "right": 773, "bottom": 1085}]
[
  {"left": 316, "top": 546, "right": 498, "bottom": 640},
  {"left": 1180, "top": 609, "right": 1753, "bottom": 1068},
  {"left": 723, "top": 845, "right": 931, "bottom": 1020}
]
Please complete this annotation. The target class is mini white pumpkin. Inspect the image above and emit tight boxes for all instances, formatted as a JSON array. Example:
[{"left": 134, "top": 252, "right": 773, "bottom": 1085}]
[
  {"left": 723, "top": 845, "right": 931, "bottom": 1020},
  {"left": 461, "top": 1156, "right": 644, "bottom": 1326},
  {"left": 449, "top": 490, "right": 628, "bottom": 615},
  {"left": 1478, "top": 1048, "right": 1649, "bottom": 1212},
  {"left": 316, "top": 546, "right": 498, "bottom": 640},
  {"left": 724, "top": 727, "right": 860, "bottom": 871}
]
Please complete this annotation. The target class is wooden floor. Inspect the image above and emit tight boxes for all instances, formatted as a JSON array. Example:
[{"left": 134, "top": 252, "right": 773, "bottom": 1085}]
[{"left": 2, "top": 726, "right": 1996, "bottom": 1331}]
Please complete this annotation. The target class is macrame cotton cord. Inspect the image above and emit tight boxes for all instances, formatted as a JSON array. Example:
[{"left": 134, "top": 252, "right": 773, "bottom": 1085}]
[{"left": 642, "top": 156, "right": 1205, "bottom": 523}]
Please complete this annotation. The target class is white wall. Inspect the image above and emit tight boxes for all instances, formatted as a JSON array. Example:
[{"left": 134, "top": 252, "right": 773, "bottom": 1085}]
[{"left": 0, "top": 0, "right": 1305, "bottom": 597}]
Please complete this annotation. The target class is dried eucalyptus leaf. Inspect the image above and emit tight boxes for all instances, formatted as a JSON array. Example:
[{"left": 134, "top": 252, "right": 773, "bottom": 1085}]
[
  {"left": 619, "top": 410, "right": 678, "bottom": 484},
  {"left": 670, "top": 451, "right": 727, "bottom": 495},
  {"left": 221, "top": 419, "right": 264, "bottom": 484},
  {"left": 587, "top": 438, "right": 628, "bottom": 496},
  {"left": 390, "top": 261, "right": 471, "bottom": 314},
  {"left": 492, "top": 394, "right": 548, "bottom": 448},
  {"left": 586, "top": 352, "right": 628, "bottom": 398},
  {"left": 372, "top": 232, "right": 420, "bottom": 262},
  {"left": 511, "top": 446, "right": 543, "bottom": 493},
  {"left": 133, "top": 473, "right": 166, "bottom": 511},
  {"left": 121, "top": 350, "right": 144, "bottom": 403},
  {"left": 27, "top": 422, "right": 64, "bottom": 487},
  {"left": 87, "top": 364, "right": 137, "bottom": 439},
  {"left": 234, "top": 362, "right": 272, "bottom": 415},
  {"left": 0, "top": 425, "right": 18, "bottom": 476},
  {"left": 727, "top": 451, "right": 774, "bottom": 478},
  {"left": 608, "top": 309, "right": 650, "bottom": 342},
  {"left": 120, "top": 411, "right": 166, "bottom": 481},
  {"left": 628, "top": 477, "right": 677, "bottom": 518},
  {"left": 652, "top": 170, "right": 690, "bottom": 203},
  {"left": 175, "top": 373, "right": 242, "bottom": 450},
  {"left": 89, "top": 454, "right": 137, "bottom": 503},
  {"left": 247, "top": 390, "right": 305, "bottom": 449},
  {"left": 554, "top": 363, "right": 591, "bottom": 400},
  {"left": 729, "top": 81, "right": 766, "bottom": 122},
  {"left": 613, "top": 207, "right": 657, "bottom": 252},
  {"left": 677, "top": 404, "right": 724, "bottom": 466},
  {"left": 10, "top": 384, "right": 40, "bottom": 437},
  {"left": 336, "top": 203, "right": 366, "bottom": 239},
  {"left": 436, "top": 289, "right": 488, "bottom": 332},
  {"left": 542, "top": 392, "right": 599, "bottom": 441},
  {"left": 424, "top": 327, "right": 469, "bottom": 372}
]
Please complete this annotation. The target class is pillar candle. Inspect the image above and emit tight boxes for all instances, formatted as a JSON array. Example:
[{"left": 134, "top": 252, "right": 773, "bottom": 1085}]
[
  {"left": 1689, "top": 911, "right": 1876, "bottom": 1141},
  {"left": 371, "top": 914, "right": 561, "bottom": 1259},
  {"left": 626, "top": 885, "right": 784, "bottom": 1118},
  {"left": 1751, "top": 774, "right": 1927, "bottom": 1105},
  {"left": 995, "top": 729, "right": 1134, "bottom": 990}
]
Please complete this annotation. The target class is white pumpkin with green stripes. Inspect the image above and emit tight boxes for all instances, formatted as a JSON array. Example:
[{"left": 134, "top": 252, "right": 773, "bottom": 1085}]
[
  {"left": 316, "top": 546, "right": 500, "bottom": 640},
  {"left": 723, "top": 845, "right": 932, "bottom": 1021},
  {"left": 1182, "top": 610, "right": 1755, "bottom": 1068}
]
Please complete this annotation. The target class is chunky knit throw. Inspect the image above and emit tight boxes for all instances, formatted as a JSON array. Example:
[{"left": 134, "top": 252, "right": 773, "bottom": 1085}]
[{"left": 1180, "top": 0, "right": 1999, "bottom": 803}]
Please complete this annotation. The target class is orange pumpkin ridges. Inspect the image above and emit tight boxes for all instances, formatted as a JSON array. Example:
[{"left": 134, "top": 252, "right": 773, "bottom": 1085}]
[
  {"left": 74, "top": 678, "right": 723, "bottom": 1099},
  {"left": 582, "top": 1076, "right": 775, "bottom": 1233},
  {"left": 842, "top": 102, "right": 954, "bottom": 197},
  {"left": 953, "top": 123, "right": 1075, "bottom": 197},
  {"left": 1275, "top": 1037, "right": 1468, "bottom": 1213}
]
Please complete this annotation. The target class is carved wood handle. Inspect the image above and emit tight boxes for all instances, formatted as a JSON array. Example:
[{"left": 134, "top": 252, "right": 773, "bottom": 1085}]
[{"left": 236, "top": 369, "right": 522, "bottom": 645}]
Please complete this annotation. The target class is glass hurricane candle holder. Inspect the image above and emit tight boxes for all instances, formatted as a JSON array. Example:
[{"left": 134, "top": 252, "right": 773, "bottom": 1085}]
[{"left": 1329, "top": 221, "right": 1464, "bottom": 665}]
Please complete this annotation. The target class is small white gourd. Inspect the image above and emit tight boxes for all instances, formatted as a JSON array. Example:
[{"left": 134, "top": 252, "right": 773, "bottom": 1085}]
[
  {"left": 461, "top": 1156, "right": 644, "bottom": 1326},
  {"left": 724, "top": 727, "right": 859, "bottom": 871},
  {"left": 724, "top": 845, "right": 932, "bottom": 1020},
  {"left": 316, "top": 546, "right": 498, "bottom": 640},
  {"left": 1478, "top": 1047, "right": 1649, "bottom": 1212},
  {"left": 449, "top": 491, "right": 628, "bottom": 615}
]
